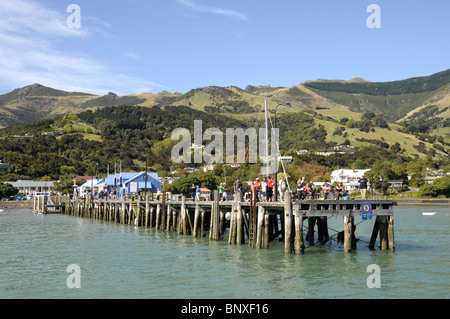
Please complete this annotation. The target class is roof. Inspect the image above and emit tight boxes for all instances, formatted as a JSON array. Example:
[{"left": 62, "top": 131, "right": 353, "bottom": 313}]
[
  {"left": 74, "top": 176, "right": 96, "bottom": 181},
  {"left": 6, "top": 180, "right": 55, "bottom": 188},
  {"left": 331, "top": 169, "right": 370, "bottom": 178}
]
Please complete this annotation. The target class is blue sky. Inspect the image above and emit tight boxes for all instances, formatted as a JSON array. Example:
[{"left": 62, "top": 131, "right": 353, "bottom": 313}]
[{"left": 0, "top": 0, "right": 449, "bottom": 95}]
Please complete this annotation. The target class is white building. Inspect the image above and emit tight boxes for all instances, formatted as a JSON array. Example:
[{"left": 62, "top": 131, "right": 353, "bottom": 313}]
[
  {"left": 5, "top": 180, "right": 55, "bottom": 195},
  {"left": 330, "top": 168, "right": 371, "bottom": 191}
]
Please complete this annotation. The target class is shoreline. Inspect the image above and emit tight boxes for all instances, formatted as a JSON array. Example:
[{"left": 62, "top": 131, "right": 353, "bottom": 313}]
[
  {"left": 0, "top": 200, "right": 34, "bottom": 210},
  {"left": 1, "top": 198, "right": 448, "bottom": 210},
  {"left": 393, "top": 198, "right": 449, "bottom": 206}
]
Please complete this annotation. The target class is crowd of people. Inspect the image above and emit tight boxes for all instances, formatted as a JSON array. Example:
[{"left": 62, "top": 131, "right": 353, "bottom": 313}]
[
  {"left": 190, "top": 174, "right": 370, "bottom": 202},
  {"left": 238, "top": 175, "right": 370, "bottom": 202}
]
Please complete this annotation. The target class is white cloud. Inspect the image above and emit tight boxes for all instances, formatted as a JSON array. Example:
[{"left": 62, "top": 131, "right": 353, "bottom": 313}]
[
  {"left": 0, "top": 0, "right": 166, "bottom": 95},
  {"left": 125, "top": 51, "right": 142, "bottom": 61},
  {"left": 177, "top": 0, "right": 249, "bottom": 21},
  {"left": 0, "top": 0, "right": 86, "bottom": 37}
]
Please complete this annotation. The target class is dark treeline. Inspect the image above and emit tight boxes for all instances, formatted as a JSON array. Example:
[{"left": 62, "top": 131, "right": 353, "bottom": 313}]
[{"left": 304, "top": 69, "right": 450, "bottom": 96}]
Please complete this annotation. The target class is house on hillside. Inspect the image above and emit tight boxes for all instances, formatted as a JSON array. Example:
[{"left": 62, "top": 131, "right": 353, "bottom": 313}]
[
  {"left": 330, "top": 168, "right": 371, "bottom": 191},
  {"left": 0, "top": 161, "right": 14, "bottom": 170}
]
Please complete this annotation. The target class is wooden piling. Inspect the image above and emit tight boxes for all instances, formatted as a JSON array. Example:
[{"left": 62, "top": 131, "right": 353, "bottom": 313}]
[
  {"left": 161, "top": 192, "right": 166, "bottom": 231},
  {"left": 155, "top": 204, "right": 161, "bottom": 230},
  {"left": 219, "top": 211, "right": 225, "bottom": 240},
  {"left": 200, "top": 209, "right": 205, "bottom": 237},
  {"left": 210, "top": 190, "right": 220, "bottom": 241},
  {"left": 256, "top": 206, "right": 265, "bottom": 248},
  {"left": 379, "top": 215, "right": 388, "bottom": 250},
  {"left": 293, "top": 204, "right": 304, "bottom": 254},
  {"left": 284, "top": 191, "right": 293, "bottom": 254},
  {"left": 228, "top": 208, "right": 237, "bottom": 245},
  {"left": 388, "top": 216, "right": 395, "bottom": 251},
  {"left": 145, "top": 195, "right": 150, "bottom": 227},
  {"left": 343, "top": 212, "right": 352, "bottom": 253},
  {"left": 236, "top": 206, "right": 243, "bottom": 245},
  {"left": 263, "top": 211, "right": 269, "bottom": 249},
  {"left": 193, "top": 204, "right": 199, "bottom": 237}
]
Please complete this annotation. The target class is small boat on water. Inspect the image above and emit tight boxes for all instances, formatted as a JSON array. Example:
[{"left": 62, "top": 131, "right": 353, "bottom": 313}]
[{"left": 422, "top": 212, "right": 437, "bottom": 216}]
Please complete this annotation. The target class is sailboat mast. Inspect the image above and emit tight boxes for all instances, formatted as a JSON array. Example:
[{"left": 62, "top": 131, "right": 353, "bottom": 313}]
[{"left": 264, "top": 99, "right": 269, "bottom": 177}]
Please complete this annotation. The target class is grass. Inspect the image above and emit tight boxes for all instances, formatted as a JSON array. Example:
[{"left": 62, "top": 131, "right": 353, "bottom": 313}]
[{"left": 314, "top": 117, "right": 446, "bottom": 158}]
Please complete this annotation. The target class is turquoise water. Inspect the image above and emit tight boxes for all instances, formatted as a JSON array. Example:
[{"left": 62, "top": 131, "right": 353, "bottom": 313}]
[{"left": 0, "top": 206, "right": 449, "bottom": 299}]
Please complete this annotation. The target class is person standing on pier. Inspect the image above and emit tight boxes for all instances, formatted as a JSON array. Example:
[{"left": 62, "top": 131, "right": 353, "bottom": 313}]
[
  {"left": 335, "top": 182, "right": 344, "bottom": 200},
  {"left": 278, "top": 177, "right": 286, "bottom": 201},
  {"left": 191, "top": 184, "right": 196, "bottom": 200},
  {"left": 254, "top": 178, "right": 262, "bottom": 201},
  {"left": 267, "top": 176, "right": 274, "bottom": 201},
  {"left": 195, "top": 185, "right": 201, "bottom": 201},
  {"left": 234, "top": 178, "right": 242, "bottom": 193},
  {"left": 222, "top": 184, "right": 228, "bottom": 201},
  {"left": 358, "top": 175, "right": 369, "bottom": 200},
  {"left": 322, "top": 182, "right": 332, "bottom": 199},
  {"left": 218, "top": 183, "right": 224, "bottom": 201},
  {"left": 261, "top": 177, "right": 268, "bottom": 202}
]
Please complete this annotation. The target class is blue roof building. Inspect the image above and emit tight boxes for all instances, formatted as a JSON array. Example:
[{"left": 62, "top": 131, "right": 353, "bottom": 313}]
[{"left": 79, "top": 172, "right": 161, "bottom": 199}]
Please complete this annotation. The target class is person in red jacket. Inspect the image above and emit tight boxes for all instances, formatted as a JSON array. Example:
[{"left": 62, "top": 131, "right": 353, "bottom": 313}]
[
  {"left": 254, "top": 178, "right": 262, "bottom": 201},
  {"left": 267, "top": 176, "right": 274, "bottom": 202}
]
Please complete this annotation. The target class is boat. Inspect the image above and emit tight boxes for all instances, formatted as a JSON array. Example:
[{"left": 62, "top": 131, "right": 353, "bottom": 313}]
[{"left": 422, "top": 212, "right": 437, "bottom": 216}]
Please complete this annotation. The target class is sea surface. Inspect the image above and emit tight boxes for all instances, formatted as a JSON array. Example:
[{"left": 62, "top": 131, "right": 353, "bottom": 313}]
[{"left": 0, "top": 206, "right": 449, "bottom": 299}]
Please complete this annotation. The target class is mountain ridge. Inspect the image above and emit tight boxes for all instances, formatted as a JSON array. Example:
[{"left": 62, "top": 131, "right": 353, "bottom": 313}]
[{"left": 1, "top": 69, "right": 449, "bottom": 131}]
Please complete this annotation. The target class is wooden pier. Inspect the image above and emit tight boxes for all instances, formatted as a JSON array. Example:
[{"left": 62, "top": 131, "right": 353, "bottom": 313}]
[{"left": 34, "top": 191, "right": 395, "bottom": 253}]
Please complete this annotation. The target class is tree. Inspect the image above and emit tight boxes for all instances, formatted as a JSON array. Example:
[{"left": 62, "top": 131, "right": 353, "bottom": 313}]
[
  {"left": 0, "top": 183, "right": 19, "bottom": 198},
  {"left": 419, "top": 176, "right": 450, "bottom": 198},
  {"left": 53, "top": 175, "right": 75, "bottom": 195},
  {"left": 391, "top": 142, "right": 401, "bottom": 153},
  {"left": 174, "top": 175, "right": 200, "bottom": 195}
]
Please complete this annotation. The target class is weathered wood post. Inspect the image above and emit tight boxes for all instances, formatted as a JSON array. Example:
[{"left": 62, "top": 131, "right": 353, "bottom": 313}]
[
  {"left": 200, "top": 208, "right": 205, "bottom": 237},
  {"left": 172, "top": 206, "right": 177, "bottom": 232},
  {"left": 145, "top": 195, "right": 149, "bottom": 227},
  {"left": 256, "top": 206, "right": 265, "bottom": 248},
  {"left": 166, "top": 205, "right": 172, "bottom": 232},
  {"left": 149, "top": 205, "right": 154, "bottom": 228},
  {"left": 181, "top": 197, "right": 187, "bottom": 235},
  {"left": 293, "top": 203, "right": 304, "bottom": 254},
  {"left": 155, "top": 203, "right": 161, "bottom": 230},
  {"left": 219, "top": 210, "right": 225, "bottom": 240},
  {"left": 369, "top": 216, "right": 380, "bottom": 249},
  {"left": 121, "top": 197, "right": 126, "bottom": 224},
  {"left": 210, "top": 190, "right": 220, "bottom": 241},
  {"left": 193, "top": 203, "right": 200, "bottom": 238},
  {"left": 388, "top": 216, "right": 395, "bottom": 251},
  {"left": 379, "top": 215, "right": 388, "bottom": 250},
  {"left": 263, "top": 210, "right": 270, "bottom": 249},
  {"left": 228, "top": 208, "right": 237, "bottom": 245},
  {"left": 236, "top": 206, "right": 243, "bottom": 245},
  {"left": 161, "top": 192, "right": 166, "bottom": 231},
  {"left": 343, "top": 211, "right": 353, "bottom": 253},
  {"left": 284, "top": 191, "right": 293, "bottom": 254},
  {"left": 128, "top": 201, "right": 133, "bottom": 225}
]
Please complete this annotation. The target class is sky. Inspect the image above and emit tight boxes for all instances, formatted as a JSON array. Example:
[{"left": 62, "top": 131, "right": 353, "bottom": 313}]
[{"left": 0, "top": 0, "right": 449, "bottom": 96}]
